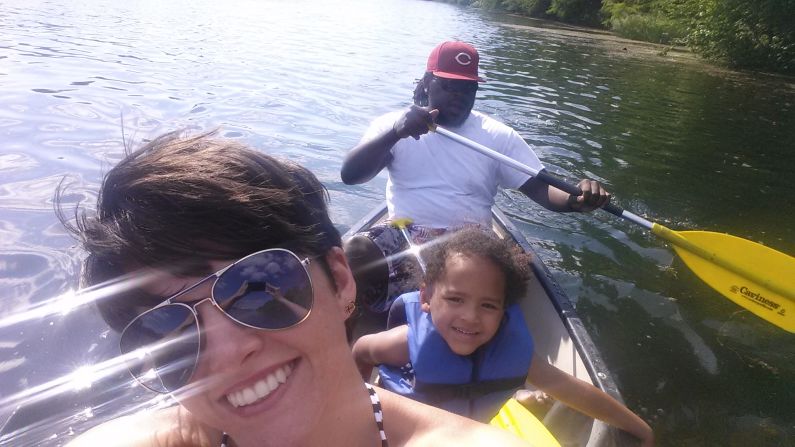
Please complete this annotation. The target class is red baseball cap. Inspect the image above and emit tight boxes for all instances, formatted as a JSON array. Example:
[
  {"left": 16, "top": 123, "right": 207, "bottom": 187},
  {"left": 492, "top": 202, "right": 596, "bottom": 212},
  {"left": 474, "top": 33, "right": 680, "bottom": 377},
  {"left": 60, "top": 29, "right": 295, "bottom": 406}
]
[{"left": 426, "top": 41, "right": 484, "bottom": 82}]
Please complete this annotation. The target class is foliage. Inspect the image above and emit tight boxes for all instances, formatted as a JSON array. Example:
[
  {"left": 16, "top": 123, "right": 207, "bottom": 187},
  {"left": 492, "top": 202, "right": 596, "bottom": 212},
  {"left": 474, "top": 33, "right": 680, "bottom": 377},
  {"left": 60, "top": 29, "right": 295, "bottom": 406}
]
[
  {"left": 476, "top": 0, "right": 601, "bottom": 24},
  {"left": 472, "top": 0, "right": 504, "bottom": 9},
  {"left": 463, "top": 0, "right": 795, "bottom": 74},
  {"left": 547, "top": 0, "right": 603, "bottom": 26},
  {"left": 500, "top": 0, "right": 552, "bottom": 16},
  {"left": 598, "top": 0, "right": 794, "bottom": 73},
  {"left": 610, "top": 13, "right": 686, "bottom": 44},
  {"left": 678, "top": 0, "right": 795, "bottom": 74},
  {"left": 602, "top": 0, "right": 687, "bottom": 44}
]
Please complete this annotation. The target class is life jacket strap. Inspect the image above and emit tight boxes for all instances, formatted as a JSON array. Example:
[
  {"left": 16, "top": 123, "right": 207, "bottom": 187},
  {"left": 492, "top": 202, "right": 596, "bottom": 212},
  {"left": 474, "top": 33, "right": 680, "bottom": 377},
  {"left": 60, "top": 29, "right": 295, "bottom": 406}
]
[{"left": 414, "top": 376, "right": 526, "bottom": 403}]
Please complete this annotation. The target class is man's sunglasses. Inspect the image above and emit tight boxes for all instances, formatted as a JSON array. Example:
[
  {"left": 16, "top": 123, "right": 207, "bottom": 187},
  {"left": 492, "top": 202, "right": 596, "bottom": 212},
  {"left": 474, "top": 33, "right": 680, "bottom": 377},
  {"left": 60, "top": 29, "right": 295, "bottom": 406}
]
[
  {"left": 433, "top": 76, "right": 478, "bottom": 95},
  {"left": 119, "top": 248, "right": 314, "bottom": 394}
]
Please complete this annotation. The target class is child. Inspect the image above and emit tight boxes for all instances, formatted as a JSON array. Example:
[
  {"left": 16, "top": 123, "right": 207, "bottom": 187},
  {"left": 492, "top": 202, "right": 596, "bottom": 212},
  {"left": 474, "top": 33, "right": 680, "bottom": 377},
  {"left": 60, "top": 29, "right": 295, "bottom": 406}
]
[{"left": 352, "top": 227, "right": 654, "bottom": 446}]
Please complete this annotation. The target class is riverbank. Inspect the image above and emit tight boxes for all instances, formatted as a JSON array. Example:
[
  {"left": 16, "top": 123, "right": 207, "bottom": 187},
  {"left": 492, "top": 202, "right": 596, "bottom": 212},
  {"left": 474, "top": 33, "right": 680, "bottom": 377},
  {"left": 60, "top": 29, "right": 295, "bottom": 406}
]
[{"left": 495, "top": 15, "right": 795, "bottom": 90}]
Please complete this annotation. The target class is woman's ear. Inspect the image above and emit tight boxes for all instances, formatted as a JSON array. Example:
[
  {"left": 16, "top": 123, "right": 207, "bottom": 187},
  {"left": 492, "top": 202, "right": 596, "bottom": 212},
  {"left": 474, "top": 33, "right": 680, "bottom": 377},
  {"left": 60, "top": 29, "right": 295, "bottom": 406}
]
[
  {"left": 419, "top": 283, "right": 432, "bottom": 313},
  {"left": 324, "top": 247, "right": 357, "bottom": 317}
]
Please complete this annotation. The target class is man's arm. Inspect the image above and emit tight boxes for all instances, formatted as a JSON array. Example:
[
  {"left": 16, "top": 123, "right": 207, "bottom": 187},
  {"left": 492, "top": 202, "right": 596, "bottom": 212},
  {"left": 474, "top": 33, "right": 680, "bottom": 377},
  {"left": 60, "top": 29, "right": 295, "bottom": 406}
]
[
  {"left": 340, "top": 128, "right": 401, "bottom": 185},
  {"left": 519, "top": 177, "right": 611, "bottom": 212},
  {"left": 351, "top": 325, "right": 410, "bottom": 380},
  {"left": 340, "top": 106, "right": 438, "bottom": 185}
]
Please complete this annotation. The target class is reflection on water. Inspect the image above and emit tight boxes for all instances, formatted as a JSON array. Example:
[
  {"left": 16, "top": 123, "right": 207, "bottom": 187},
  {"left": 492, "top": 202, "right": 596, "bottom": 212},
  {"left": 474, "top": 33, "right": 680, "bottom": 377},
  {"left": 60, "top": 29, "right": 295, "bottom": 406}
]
[{"left": 1, "top": 0, "right": 793, "bottom": 445}]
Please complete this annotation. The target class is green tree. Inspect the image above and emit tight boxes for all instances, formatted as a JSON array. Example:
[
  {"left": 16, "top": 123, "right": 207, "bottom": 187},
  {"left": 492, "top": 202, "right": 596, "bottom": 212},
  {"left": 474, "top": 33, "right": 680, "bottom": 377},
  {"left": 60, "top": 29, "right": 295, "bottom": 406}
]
[
  {"left": 500, "top": 0, "right": 552, "bottom": 16},
  {"left": 679, "top": 0, "right": 795, "bottom": 74},
  {"left": 547, "top": 0, "right": 603, "bottom": 26},
  {"left": 601, "top": 0, "right": 688, "bottom": 44},
  {"left": 470, "top": 0, "right": 795, "bottom": 74}
]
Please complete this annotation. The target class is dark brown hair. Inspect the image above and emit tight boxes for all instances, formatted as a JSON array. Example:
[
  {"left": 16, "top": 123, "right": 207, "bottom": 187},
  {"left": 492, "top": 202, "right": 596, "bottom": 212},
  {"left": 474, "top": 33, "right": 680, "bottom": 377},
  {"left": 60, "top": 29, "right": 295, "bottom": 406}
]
[
  {"left": 58, "top": 130, "right": 340, "bottom": 330},
  {"left": 423, "top": 227, "right": 531, "bottom": 306}
]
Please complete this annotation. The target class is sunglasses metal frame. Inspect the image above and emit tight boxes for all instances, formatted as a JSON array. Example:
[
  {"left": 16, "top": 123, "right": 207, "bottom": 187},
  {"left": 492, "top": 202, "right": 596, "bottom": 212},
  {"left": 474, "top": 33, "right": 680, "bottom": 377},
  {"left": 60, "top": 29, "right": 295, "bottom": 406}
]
[{"left": 119, "top": 248, "right": 314, "bottom": 393}]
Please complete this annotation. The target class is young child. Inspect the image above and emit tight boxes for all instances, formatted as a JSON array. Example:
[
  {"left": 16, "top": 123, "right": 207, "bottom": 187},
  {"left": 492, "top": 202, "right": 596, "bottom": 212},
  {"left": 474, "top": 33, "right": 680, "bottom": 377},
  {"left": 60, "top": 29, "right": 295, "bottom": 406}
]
[{"left": 352, "top": 227, "right": 654, "bottom": 446}]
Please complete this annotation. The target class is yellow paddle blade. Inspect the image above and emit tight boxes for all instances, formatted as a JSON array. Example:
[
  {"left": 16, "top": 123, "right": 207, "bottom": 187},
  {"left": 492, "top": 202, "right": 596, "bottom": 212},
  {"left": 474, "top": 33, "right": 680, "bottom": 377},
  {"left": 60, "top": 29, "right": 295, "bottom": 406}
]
[
  {"left": 391, "top": 217, "right": 414, "bottom": 230},
  {"left": 490, "top": 398, "right": 561, "bottom": 446},
  {"left": 652, "top": 226, "right": 795, "bottom": 333}
]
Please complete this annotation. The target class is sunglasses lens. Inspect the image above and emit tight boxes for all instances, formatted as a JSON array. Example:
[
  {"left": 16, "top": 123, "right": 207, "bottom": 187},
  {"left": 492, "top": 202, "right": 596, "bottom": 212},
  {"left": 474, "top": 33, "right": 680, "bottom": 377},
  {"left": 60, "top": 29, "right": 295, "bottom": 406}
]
[
  {"left": 120, "top": 305, "right": 199, "bottom": 393},
  {"left": 213, "top": 249, "right": 312, "bottom": 330},
  {"left": 437, "top": 78, "right": 477, "bottom": 94}
]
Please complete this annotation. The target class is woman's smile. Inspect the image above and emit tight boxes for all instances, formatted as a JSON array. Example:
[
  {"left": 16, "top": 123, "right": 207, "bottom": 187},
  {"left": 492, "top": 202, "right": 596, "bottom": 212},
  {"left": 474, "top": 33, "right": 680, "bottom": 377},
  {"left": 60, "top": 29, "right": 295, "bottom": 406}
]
[{"left": 225, "top": 361, "right": 295, "bottom": 408}]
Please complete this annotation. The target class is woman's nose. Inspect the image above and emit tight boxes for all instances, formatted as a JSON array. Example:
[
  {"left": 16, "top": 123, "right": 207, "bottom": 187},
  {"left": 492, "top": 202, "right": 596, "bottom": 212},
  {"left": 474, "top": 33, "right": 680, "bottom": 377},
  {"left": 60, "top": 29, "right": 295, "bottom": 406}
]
[{"left": 197, "top": 301, "right": 264, "bottom": 369}]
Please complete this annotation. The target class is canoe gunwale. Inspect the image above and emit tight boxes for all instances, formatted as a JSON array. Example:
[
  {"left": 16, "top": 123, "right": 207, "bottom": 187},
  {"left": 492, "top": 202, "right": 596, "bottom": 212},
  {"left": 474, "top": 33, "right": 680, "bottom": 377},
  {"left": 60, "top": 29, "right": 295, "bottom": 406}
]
[
  {"left": 490, "top": 206, "right": 623, "bottom": 403},
  {"left": 342, "top": 202, "right": 623, "bottom": 403}
]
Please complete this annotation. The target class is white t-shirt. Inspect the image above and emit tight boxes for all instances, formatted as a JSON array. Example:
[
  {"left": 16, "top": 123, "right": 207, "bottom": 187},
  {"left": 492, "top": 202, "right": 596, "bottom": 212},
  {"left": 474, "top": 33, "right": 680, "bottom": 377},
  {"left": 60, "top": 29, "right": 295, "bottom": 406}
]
[{"left": 360, "top": 110, "right": 544, "bottom": 228}]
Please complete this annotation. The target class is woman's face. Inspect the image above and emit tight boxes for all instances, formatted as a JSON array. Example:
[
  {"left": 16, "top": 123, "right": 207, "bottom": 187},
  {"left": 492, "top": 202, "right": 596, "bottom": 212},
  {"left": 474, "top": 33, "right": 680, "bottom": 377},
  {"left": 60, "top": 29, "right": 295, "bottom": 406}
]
[{"left": 134, "top": 247, "right": 356, "bottom": 445}]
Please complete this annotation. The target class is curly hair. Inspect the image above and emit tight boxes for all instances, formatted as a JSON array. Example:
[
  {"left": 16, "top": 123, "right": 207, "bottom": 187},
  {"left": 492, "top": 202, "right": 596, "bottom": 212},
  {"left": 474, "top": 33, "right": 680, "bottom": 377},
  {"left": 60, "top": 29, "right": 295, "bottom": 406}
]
[
  {"left": 412, "top": 72, "right": 433, "bottom": 107},
  {"left": 422, "top": 226, "right": 532, "bottom": 306}
]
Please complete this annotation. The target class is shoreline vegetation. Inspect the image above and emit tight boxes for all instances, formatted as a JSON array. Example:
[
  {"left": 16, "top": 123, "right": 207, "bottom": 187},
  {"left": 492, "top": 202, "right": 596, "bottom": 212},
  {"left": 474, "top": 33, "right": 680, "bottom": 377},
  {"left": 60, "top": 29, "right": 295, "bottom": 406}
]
[{"left": 443, "top": 0, "right": 794, "bottom": 77}]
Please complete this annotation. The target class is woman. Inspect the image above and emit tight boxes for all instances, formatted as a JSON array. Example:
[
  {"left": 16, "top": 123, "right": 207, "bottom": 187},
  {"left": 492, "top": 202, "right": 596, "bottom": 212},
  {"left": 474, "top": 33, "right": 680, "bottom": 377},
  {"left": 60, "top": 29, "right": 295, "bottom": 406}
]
[{"left": 62, "top": 131, "right": 527, "bottom": 446}]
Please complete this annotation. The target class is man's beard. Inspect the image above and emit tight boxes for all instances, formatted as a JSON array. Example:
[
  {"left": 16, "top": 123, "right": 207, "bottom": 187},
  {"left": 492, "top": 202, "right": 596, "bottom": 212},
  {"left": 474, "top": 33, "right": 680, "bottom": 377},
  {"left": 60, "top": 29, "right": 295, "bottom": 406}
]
[{"left": 435, "top": 108, "right": 471, "bottom": 127}]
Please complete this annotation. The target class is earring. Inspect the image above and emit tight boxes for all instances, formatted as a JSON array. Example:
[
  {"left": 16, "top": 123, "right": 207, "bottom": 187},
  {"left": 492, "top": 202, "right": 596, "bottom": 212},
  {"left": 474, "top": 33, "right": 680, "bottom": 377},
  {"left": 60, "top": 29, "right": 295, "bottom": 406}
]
[{"left": 344, "top": 300, "right": 356, "bottom": 314}]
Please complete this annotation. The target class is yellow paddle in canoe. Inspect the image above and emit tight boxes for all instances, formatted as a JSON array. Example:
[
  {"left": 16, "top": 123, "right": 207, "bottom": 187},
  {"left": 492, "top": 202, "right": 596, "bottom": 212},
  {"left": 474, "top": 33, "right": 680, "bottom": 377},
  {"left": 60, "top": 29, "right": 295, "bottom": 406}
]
[
  {"left": 390, "top": 217, "right": 428, "bottom": 273},
  {"left": 432, "top": 125, "right": 795, "bottom": 333},
  {"left": 491, "top": 398, "right": 561, "bottom": 446}
]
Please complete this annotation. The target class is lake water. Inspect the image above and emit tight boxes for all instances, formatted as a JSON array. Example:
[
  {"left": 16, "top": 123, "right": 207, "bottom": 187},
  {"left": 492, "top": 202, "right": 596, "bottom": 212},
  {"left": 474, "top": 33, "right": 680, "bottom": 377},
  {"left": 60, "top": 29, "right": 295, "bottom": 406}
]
[{"left": 1, "top": 0, "right": 793, "bottom": 445}]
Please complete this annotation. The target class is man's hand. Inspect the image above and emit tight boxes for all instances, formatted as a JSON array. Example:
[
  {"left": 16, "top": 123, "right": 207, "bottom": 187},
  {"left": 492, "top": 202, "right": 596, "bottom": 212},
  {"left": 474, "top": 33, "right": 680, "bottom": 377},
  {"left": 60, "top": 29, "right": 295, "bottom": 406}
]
[
  {"left": 393, "top": 105, "right": 439, "bottom": 139},
  {"left": 567, "top": 179, "right": 611, "bottom": 212}
]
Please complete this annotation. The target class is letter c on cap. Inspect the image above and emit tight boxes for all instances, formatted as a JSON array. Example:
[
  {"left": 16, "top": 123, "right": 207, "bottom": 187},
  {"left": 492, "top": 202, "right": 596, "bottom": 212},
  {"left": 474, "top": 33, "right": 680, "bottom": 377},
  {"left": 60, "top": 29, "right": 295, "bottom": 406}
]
[{"left": 455, "top": 52, "right": 472, "bottom": 66}]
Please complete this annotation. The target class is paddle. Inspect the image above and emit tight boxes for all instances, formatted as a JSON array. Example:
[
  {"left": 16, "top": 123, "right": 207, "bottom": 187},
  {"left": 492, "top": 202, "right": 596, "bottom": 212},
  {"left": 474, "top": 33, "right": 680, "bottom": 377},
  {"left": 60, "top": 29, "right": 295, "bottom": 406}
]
[
  {"left": 391, "top": 217, "right": 428, "bottom": 273},
  {"left": 432, "top": 125, "right": 795, "bottom": 333}
]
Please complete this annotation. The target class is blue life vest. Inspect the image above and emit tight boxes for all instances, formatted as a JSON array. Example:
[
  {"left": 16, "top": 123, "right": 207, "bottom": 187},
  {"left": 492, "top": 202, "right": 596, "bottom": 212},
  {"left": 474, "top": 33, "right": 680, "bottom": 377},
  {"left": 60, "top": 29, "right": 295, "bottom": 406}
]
[{"left": 379, "top": 291, "right": 534, "bottom": 421}]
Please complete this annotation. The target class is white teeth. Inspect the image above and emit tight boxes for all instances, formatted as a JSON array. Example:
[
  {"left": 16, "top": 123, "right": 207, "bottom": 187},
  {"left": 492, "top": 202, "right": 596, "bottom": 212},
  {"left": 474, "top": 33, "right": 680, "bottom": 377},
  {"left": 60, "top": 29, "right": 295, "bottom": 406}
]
[
  {"left": 454, "top": 327, "right": 476, "bottom": 335},
  {"left": 255, "top": 380, "right": 269, "bottom": 396},
  {"left": 226, "top": 363, "right": 294, "bottom": 408},
  {"left": 243, "top": 388, "right": 257, "bottom": 405},
  {"left": 275, "top": 368, "right": 286, "bottom": 383}
]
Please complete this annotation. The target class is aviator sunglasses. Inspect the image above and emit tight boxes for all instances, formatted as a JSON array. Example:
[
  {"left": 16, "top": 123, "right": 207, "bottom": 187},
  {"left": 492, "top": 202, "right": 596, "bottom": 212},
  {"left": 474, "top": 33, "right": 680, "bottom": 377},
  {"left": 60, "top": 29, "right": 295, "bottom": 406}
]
[
  {"left": 432, "top": 76, "right": 478, "bottom": 95},
  {"left": 119, "top": 248, "right": 314, "bottom": 394}
]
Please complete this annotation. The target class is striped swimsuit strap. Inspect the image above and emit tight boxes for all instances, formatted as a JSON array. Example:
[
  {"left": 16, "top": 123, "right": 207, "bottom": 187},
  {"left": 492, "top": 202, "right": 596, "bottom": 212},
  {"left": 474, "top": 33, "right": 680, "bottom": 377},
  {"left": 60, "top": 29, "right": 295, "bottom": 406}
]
[
  {"left": 365, "top": 382, "right": 389, "bottom": 447},
  {"left": 219, "top": 384, "right": 389, "bottom": 447}
]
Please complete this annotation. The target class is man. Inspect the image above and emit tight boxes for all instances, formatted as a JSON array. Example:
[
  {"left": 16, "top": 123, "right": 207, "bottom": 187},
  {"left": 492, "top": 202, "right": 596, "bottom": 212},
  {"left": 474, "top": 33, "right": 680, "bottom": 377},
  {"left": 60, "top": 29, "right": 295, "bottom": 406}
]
[{"left": 341, "top": 41, "right": 610, "bottom": 313}]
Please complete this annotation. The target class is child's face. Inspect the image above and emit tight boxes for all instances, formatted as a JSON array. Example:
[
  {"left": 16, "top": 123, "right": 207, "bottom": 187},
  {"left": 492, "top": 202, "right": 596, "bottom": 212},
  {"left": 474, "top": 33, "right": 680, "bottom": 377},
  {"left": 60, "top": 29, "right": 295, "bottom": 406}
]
[{"left": 421, "top": 253, "right": 506, "bottom": 356}]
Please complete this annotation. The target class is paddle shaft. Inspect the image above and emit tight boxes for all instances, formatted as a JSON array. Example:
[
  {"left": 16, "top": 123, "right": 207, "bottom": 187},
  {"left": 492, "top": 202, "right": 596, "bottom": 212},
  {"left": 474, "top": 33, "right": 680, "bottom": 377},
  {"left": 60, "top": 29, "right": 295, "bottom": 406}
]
[
  {"left": 433, "top": 126, "right": 651, "bottom": 227},
  {"left": 432, "top": 125, "right": 794, "bottom": 303}
]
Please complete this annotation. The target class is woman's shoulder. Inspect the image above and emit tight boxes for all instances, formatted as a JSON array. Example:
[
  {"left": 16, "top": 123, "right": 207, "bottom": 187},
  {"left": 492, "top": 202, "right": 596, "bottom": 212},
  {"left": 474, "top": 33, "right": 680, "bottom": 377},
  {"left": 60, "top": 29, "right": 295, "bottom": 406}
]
[
  {"left": 67, "top": 405, "right": 220, "bottom": 447},
  {"left": 378, "top": 387, "right": 528, "bottom": 446}
]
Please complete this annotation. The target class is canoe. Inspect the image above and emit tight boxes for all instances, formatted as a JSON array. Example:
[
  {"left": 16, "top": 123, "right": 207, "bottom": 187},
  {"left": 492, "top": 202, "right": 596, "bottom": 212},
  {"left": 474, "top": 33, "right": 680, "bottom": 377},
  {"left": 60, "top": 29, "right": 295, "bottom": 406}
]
[
  {"left": 0, "top": 203, "right": 635, "bottom": 446},
  {"left": 343, "top": 203, "right": 635, "bottom": 446}
]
